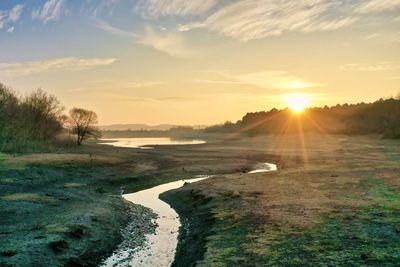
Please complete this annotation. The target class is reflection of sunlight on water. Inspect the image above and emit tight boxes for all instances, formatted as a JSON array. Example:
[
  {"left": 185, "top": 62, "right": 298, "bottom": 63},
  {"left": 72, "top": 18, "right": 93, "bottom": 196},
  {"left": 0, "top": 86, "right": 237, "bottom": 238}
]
[
  {"left": 101, "top": 176, "right": 210, "bottom": 267},
  {"left": 99, "top": 137, "right": 206, "bottom": 148},
  {"left": 248, "top": 163, "right": 278, "bottom": 173}
]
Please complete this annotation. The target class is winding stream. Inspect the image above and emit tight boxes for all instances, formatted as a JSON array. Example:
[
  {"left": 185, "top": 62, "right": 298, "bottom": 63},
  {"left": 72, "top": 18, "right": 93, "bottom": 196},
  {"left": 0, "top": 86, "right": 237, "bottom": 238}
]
[
  {"left": 100, "top": 139, "right": 277, "bottom": 266},
  {"left": 101, "top": 177, "right": 209, "bottom": 267}
]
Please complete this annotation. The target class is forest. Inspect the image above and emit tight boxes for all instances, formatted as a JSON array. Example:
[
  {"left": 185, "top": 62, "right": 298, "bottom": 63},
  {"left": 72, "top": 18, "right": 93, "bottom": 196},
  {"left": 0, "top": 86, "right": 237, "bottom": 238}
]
[
  {"left": 0, "top": 83, "right": 99, "bottom": 152},
  {"left": 205, "top": 97, "right": 400, "bottom": 138}
]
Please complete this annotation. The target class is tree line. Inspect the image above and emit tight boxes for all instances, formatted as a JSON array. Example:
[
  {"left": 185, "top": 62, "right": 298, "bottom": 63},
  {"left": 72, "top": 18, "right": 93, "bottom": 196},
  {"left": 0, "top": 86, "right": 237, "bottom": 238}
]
[
  {"left": 0, "top": 83, "right": 99, "bottom": 152},
  {"left": 205, "top": 97, "right": 400, "bottom": 138}
]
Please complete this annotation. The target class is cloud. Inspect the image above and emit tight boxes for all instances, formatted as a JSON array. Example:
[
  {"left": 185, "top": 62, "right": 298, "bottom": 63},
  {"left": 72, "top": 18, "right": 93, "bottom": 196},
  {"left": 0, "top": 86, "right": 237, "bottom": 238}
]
[
  {"left": 97, "top": 0, "right": 400, "bottom": 46},
  {"left": 95, "top": 21, "right": 193, "bottom": 58},
  {"left": 32, "top": 0, "right": 65, "bottom": 24},
  {"left": 178, "top": 0, "right": 359, "bottom": 42},
  {"left": 193, "top": 79, "right": 242, "bottom": 85},
  {"left": 85, "top": 79, "right": 163, "bottom": 89},
  {"left": 92, "top": 0, "right": 121, "bottom": 17},
  {"left": 194, "top": 70, "right": 323, "bottom": 90},
  {"left": 7, "top": 26, "right": 14, "bottom": 33},
  {"left": 95, "top": 20, "right": 137, "bottom": 37},
  {"left": 355, "top": 0, "right": 400, "bottom": 13},
  {"left": 340, "top": 62, "right": 400, "bottom": 72},
  {"left": 138, "top": 26, "right": 194, "bottom": 57},
  {"left": 0, "top": 57, "right": 116, "bottom": 76},
  {"left": 8, "top": 4, "right": 24, "bottom": 22},
  {"left": 235, "top": 71, "right": 324, "bottom": 90},
  {"left": 364, "top": 32, "right": 400, "bottom": 44},
  {"left": 136, "top": 0, "right": 217, "bottom": 18},
  {"left": 0, "top": 4, "right": 23, "bottom": 30}
]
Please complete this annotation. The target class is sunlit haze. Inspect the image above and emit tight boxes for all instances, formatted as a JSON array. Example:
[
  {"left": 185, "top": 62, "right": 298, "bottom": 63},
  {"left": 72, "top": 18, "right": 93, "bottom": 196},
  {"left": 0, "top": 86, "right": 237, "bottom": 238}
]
[
  {"left": 0, "top": 0, "right": 399, "bottom": 125},
  {"left": 286, "top": 93, "right": 310, "bottom": 113}
]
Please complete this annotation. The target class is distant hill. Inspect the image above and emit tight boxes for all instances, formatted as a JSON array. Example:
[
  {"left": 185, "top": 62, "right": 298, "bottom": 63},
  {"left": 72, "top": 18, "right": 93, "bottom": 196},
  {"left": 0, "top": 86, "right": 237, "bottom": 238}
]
[{"left": 99, "top": 124, "right": 207, "bottom": 131}]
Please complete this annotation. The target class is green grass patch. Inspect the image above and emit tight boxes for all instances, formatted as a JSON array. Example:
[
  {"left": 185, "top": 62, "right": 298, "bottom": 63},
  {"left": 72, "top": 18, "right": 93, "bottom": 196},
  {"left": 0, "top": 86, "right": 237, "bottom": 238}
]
[{"left": 199, "top": 179, "right": 400, "bottom": 266}]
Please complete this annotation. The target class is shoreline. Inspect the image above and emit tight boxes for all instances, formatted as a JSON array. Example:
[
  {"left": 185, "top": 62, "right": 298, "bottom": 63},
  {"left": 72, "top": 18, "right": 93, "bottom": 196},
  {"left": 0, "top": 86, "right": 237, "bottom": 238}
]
[
  {"left": 160, "top": 186, "right": 215, "bottom": 266},
  {"left": 100, "top": 204, "right": 158, "bottom": 267},
  {"left": 102, "top": 176, "right": 210, "bottom": 266}
]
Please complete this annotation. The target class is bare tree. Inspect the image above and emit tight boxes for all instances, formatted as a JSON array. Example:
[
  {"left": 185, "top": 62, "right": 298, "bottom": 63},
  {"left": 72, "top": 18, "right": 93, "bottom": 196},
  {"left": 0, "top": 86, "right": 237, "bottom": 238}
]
[
  {"left": 21, "top": 89, "right": 65, "bottom": 140},
  {"left": 68, "top": 108, "right": 100, "bottom": 145}
]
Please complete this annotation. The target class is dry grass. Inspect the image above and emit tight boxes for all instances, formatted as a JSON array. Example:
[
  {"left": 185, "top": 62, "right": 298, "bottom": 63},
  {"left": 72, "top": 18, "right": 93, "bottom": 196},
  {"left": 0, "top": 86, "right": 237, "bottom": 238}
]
[
  {"left": 133, "top": 162, "right": 158, "bottom": 173},
  {"left": 44, "top": 224, "right": 69, "bottom": 234},
  {"left": 3, "top": 153, "right": 124, "bottom": 168},
  {"left": 182, "top": 134, "right": 400, "bottom": 266},
  {"left": 63, "top": 183, "right": 87, "bottom": 188},
  {"left": 1, "top": 193, "right": 59, "bottom": 204},
  {"left": 191, "top": 134, "right": 399, "bottom": 228}
]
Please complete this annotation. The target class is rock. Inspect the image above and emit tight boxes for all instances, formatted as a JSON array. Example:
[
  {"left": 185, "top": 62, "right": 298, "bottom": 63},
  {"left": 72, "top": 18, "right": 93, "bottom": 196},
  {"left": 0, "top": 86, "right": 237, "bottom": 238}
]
[
  {"left": 49, "top": 240, "right": 68, "bottom": 253},
  {"left": 68, "top": 225, "right": 86, "bottom": 239},
  {"left": 64, "top": 258, "right": 86, "bottom": 267},
  {"left": 0, "top": 250, "right": 17, "bottom": 257}
]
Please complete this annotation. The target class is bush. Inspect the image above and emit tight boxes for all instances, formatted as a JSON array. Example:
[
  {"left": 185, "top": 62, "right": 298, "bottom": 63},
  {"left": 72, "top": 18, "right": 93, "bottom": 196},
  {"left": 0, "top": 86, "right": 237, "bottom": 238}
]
[{"left": 0, "top": 83, "right": 65, "bottom": 152}]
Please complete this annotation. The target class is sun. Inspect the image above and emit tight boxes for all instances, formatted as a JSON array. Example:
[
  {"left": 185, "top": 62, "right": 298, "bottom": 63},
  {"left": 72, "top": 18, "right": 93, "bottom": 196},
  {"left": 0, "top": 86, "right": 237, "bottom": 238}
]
[{"left": 286, "top": 93, "right": 309, "bottom": 113}]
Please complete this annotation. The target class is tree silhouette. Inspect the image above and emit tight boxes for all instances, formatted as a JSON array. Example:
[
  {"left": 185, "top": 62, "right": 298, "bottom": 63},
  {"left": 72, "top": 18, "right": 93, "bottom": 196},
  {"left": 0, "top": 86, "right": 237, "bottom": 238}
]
[{"left": 68, "top": 108, "right": 100, "bottom": 145}]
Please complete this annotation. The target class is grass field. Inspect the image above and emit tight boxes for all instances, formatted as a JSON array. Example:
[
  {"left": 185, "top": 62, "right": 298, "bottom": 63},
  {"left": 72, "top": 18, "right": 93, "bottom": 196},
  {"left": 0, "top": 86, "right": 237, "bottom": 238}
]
[
  {"left": 1, "top": 134, "right": 399, "bottom": 266},
  {"left": 163, "top": 134, "right": 400, "bottom": 266},
  {"left": 0, "top": 136, "right": 272, "bottom": 266}
]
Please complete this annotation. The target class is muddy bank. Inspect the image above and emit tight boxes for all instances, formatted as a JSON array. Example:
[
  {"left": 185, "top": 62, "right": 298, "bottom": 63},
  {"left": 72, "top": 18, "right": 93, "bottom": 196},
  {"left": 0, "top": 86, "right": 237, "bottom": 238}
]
[
  {"left": 0, "top": 154, "right": 162, "bottom": 266},
  {"left": 100, "top": 205, "right": 158, "bottom": 267},
  {"left": 0, "top": 162, "right": 131, "bottom": 267},
  {"left": 160, "top": 186, "right": 215, "bottom": 267}
]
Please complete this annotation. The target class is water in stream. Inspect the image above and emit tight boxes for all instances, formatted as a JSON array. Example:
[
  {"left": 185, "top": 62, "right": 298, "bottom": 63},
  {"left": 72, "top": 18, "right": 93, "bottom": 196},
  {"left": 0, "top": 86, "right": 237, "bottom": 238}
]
[
  {"left": 100, "top": 136, "right": 276, "bottom": 266},
  {"left": 101, "top": 176, "right": 209, "bottom": 267}
]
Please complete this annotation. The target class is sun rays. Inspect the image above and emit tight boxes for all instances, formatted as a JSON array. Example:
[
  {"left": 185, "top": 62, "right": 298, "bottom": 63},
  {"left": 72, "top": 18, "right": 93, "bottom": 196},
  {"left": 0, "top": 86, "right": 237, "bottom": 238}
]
[{"left": 286, "top": 93, "right": 310, "bottom": 113}]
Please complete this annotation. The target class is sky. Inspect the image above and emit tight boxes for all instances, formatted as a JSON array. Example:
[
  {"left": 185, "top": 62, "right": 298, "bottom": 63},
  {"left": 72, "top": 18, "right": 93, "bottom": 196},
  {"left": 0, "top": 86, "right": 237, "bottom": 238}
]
[{"left": 0, "top": 0, "right": 399, "bottom": 125}]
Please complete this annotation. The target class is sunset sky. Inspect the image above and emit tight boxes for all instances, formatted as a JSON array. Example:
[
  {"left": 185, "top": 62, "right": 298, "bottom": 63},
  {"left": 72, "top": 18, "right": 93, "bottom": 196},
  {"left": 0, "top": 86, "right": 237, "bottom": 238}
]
[{"left": 0, "top": 0, "right": 399, "bottom": 125}]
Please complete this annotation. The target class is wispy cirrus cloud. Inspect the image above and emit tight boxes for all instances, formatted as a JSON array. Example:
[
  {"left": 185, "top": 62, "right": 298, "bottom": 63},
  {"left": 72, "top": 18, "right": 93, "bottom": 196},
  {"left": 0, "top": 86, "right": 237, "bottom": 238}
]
[
  {"left": 0, "top": 4, "right": 23, "bottom": 32},
  {"left": 235, "top": 71, "right": 324, "bottom": 90},
  {"left": 195, "top": 70, "right": 324, "bottom": 90},
  {"left": 136, "top": 0, "right": 217, "bottom": 18},
  {"left": 95, "top": 20, "right": 137, "bottom": 37},
  {"left": 93, "top": 0, "right": 400, "bottom": 47},
  {"left": 92, "top": 0, "right": 121, "bottom": 16},
  {"left": 355, "top": 0, "right": 400, "bottom": 13},
  {"left": 138, "top": 26, "right": 194, "bottom": 57},
  {"left": 0, "top": 57, "right": 116, "bottom": 77},
  {"left": 340, "top": 62, "right": 400, "bottom": 72},
  {"left": 85, "top": 79, "right": 163, "bottom": 89},
  {"left": 32, "top": 0, "right": 65, "bottom": 24},
  {"left": 95, "top": 20, "right": 194, "bottom": 58},
  {"left": 178, "top": 0, "right": 358, "bottom": 42},
  {"left": 8, "top": 4, "right": 24, "bottom": 22},
  {"left": 364, "top": 31, "right": 400, "bottom": 44}
]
